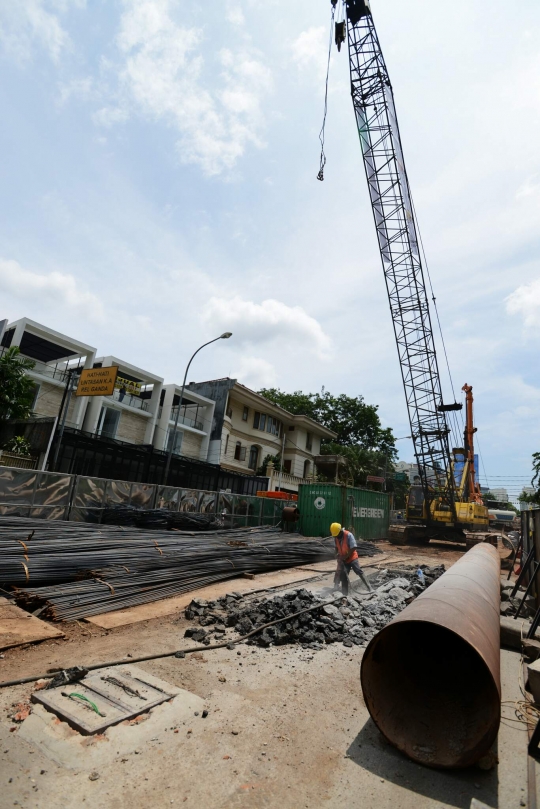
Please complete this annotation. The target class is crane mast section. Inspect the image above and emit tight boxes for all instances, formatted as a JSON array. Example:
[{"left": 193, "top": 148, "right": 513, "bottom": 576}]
[{"left": 346, "top": 10, "right": 455, "bottom": 509}]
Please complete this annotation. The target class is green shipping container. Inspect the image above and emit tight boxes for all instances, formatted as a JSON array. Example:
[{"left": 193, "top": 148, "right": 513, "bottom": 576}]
[{"left": 297, "top": 483, "right": 390, "bottom": 540}]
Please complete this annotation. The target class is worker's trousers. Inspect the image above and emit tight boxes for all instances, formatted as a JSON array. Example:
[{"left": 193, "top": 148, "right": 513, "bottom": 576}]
[{"left": 335, "top": 559, "right": 370, "bottom": 596}]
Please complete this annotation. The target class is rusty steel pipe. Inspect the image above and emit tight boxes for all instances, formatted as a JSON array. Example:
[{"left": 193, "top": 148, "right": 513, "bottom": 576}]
[{"left": 360, "top": 543, "right": 501, "bottom": 768}]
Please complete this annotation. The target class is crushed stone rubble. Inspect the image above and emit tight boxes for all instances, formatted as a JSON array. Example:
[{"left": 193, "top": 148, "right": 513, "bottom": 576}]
[
  {"left": 500, "top": 582, "right": 536, "bottom": 619},
  {"left": 183, "top": 564, "right": 445, "bottom": 650}
]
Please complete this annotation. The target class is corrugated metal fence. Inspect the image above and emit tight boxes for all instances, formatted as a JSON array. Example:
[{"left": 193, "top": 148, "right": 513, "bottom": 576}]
[{"left": 0, "top": 465, "right": 284, "bottom": 528}]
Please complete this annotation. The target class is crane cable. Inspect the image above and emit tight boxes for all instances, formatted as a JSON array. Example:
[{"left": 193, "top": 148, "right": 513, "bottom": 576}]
[
  {"left": 410, "top": 195, "right": 464, "bottom": 455},
  {"left": 317, "top": 2, "right": 338, "bottom": 181}
]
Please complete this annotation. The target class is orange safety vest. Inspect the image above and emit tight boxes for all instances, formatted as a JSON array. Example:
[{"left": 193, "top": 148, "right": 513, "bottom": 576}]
[{"left": 335, "top": 530, "right": 358, "bottom": 564}]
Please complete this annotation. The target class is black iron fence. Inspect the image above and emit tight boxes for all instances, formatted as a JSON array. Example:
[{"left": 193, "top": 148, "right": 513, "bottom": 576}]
[{"left": 51, "top": 427, "right": 267, "bottom": 495}]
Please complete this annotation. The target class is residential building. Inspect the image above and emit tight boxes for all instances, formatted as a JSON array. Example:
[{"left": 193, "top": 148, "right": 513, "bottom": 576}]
[
  {"left": 491, "top": 487, "right": 509, "bottom": 503},
  {"left": 1, "top": 317, "right": 335, "bottom": 491},
  {"left": 82, "top": 356, "right": 162, "bottom": 445},
  {"left": 186, "top": 378, "right": 336, "bottom": 492},
  {"left": 0, "top": 317, "right": 96, "bottom": 430},
  {"left": 153, "top": 384, "right": 215, "bottom": 463}
]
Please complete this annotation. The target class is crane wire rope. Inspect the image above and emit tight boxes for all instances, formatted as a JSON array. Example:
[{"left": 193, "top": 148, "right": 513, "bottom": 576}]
[
  {"left": 316, "top": 2, "right": 337, "bottom": 182},
  {"left": 410, "top": 195, "right": 464, "bottom": 454}
]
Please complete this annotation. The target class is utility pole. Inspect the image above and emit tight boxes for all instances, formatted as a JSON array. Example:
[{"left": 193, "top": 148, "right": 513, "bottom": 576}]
[
  {"left": 163, "top": 333, "right": 232, "bottom": 486},
  {"left": 277, "top": 426, "right": 286, "bottom": 491},
  {"left": 51, "top": 369, "right": 76, "bottom": 472}
]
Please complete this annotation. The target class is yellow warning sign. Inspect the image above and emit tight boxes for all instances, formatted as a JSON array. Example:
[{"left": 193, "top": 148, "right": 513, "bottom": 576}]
[{"left": 76, "top": 366, "right": 118, "bottom": 397}]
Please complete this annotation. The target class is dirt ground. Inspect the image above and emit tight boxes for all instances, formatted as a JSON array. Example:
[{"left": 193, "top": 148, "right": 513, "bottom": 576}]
[{"left": 0, "top": 541, "right": 531, "bottom": 809}]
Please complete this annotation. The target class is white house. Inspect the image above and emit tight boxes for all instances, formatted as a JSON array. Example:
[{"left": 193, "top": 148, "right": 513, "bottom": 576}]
[
  {"left": 153, "top": 384, "right": 215, "bottom": 462},
  {"left": 0, "top": 316, "right": 96, "bottom": 430},
  {"left": 82, "top": 356, "right": 162, "bottom": 445}
]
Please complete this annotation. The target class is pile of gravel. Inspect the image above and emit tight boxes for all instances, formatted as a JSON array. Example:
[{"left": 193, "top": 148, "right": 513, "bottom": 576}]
[{"left": 183, "top": 564, "right": 445, "bottom": 650}]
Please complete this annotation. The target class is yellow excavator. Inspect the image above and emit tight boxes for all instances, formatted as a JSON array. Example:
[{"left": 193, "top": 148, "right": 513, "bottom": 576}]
[{"left": 392, "top": 384, "right": 489, "bottom": 545}]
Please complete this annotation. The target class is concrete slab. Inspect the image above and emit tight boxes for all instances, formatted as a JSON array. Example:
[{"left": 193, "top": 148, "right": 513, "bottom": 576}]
[
  {"left": 31, "top": 665, "right": 180, "bottom": 735},
  {"left": 18, "top": 667, "right": 203, "bottom": 770},
  {"left": 0, "top": 597, "right": 63, "bottom": 650}
]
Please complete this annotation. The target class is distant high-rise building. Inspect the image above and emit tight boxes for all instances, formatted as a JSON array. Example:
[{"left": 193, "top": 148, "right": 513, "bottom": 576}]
[{"left": 491, "top": 487, "right": 509, "bottom": 502}]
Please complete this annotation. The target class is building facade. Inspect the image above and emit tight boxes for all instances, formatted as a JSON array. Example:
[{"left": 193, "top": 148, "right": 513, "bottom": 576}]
[
  {"left": 1, "top": 317, "right": 96, "bottom": 430},
  {"left": 1, "top": 318, "right": 335, "bottom": 490},
  {"left": 186, "top": 379, "right": 336, "bottom": 492},
  {"left": 153, "top": 384, "right": 215, "bottom": 463},
  {"left": 82, "top": 356, "right": 162, "bottom": 446}
]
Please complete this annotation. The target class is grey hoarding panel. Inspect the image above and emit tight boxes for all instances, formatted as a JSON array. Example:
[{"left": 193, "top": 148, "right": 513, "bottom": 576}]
[
  {"left": 0, "top": 468, "right": 37, "bottom": 504},
  {"left": 105, "top": 479, "right": 131, "bottom": 506},
  {"left": 73, "top": 477, "right": 107, "bottom": 508},
  {"left": 199, "top": 491, "right": 217, "bottom": 513},
  {"left": 33, "top": 473, "right": 72, "bottom": 507},
  {"left": 129, "top": 483, "right": 155, "bottom": 509},
  {"left": 179, "top": 490, "right": 199, "bottom": 512},
  {"left": 155, "top": 486, "right": 180, "bottom": 511},
  {"left": 30, "top": 506, "right": 68, "bottom": 520}
]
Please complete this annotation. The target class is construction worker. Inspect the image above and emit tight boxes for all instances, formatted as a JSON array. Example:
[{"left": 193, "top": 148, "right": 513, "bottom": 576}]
[{"left": 330, "top": 522, "right": 371, "bottom": 595}]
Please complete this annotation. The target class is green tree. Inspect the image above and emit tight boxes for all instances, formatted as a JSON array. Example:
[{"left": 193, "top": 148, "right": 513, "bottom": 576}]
[
  {"left": 258, "top": 387, "right": 395, "bottom": 452},
  {"left": 0, "top": 347, "right": 36, "bottom": 421},
  {"left": 3, "top": 436, "right": 32, "bottom": 457},
  {"left": 256, "top": 453, "right": 281, "bottom": 477},
  {"left": 258, "top": 387, "right": 398, "bottom": 488},
  {"left": 518, "top": 452, "right": 540, "bottom": 506}
]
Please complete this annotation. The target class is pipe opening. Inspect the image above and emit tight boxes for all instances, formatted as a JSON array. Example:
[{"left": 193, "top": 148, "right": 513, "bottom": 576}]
[{"left": 361, "top": 620, "right": 500, "bottom": 769}]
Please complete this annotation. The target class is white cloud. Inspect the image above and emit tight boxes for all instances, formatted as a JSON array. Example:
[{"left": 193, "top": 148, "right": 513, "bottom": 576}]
[
  {"left": 226, "top": 3, "right": 245, "bottom": 27},
  {"left": 58, "top": 76, "right": 95, "bottom": 105},
  {"left": 506, "top": 279, "right": 540, "bottom": 328},
  {"left": 0, "top": 258, "right": 104, "bottom": 322},
  {"left": 91, "top": 0, "right": 272, "bottom": 176},
  {"left": 231, "top": 356, "right": 277, "bottom": 389},
  {"left": 201, "top": 296, "right": 331, "bottom": 359},
  {"left": 291, "top": 26, "right": 328, "bottom": 77},
  {"left": 0, "top": 1, "right": 82, "bottom": 63}
]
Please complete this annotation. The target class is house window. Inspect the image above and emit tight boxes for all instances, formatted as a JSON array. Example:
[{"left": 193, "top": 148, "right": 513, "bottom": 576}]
[
  {"left": 254, "top": 412, "right": 281, "bottom": 435},
  {"left": 97, "top": 406, "right": 120, "bottom": 439},
  {"left": 166, "top": 428, "right": 183, "bottom": 456},
  {"left": 242, "top": 406, "right": 249, "bottom": 421},
  {"left": 303, "top": 460, "right": 311, "bottom": 479},
  {"left": 226, "top": 407, "right": 233, "bottom": 418},
  {"left": 288, "top": 426, "right": 295, "bottom": 432},
  {"left": 283, "top": 459, "right": 292, "bottom": 474},
  {"left": 248, "top": 445, "right": 259, "bottom": 470},
  {"left": 253, "top": 412, "right": 267, "bottom": 431},
  {"left": 266, "top": 416, "right": 281, "bottom": 436},
  {"left": 234, "top": 442, "right": 246, "bottom": 461},
  {"left": 306, "top": 431, "right": 313, "bottom": 451},
  {"left": 224, "top": 434, "right": 229, "bottom": 456}
]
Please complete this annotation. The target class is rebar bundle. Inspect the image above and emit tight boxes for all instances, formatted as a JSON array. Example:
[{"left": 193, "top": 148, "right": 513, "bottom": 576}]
[{"left": 1, "top": 515, "right": 381, "bottom": 621}]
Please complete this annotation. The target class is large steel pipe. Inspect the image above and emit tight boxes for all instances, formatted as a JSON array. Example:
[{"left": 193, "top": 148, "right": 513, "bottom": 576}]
[{"left": 360, "top": 543, "right": 501, "bottom": 768}]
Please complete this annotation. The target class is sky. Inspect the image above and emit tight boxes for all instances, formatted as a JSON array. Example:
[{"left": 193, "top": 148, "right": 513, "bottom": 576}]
[{"left": 1, "top": 0, "right": 539, "bottom": 500}]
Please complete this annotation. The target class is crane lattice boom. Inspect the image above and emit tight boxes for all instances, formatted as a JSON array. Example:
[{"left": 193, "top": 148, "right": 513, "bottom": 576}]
[{"left": 345, "top": 0, "right": 456, "bottom": 513}]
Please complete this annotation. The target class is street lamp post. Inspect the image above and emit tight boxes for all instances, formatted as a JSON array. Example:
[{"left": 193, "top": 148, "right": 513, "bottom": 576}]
[{"left": 163, "top": 333, "right": 232, "bottom": 485}]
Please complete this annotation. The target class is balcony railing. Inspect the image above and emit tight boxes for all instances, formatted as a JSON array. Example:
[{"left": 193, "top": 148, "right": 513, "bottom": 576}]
[
  {"left": 0, "top": 346, "right": 73, "bottom": 383},
  {"left": 170, "top": 405, "right": 204, "bottom": 431},
  {"left": 112, "top": 388, "right": 149, "bottom": 411}
]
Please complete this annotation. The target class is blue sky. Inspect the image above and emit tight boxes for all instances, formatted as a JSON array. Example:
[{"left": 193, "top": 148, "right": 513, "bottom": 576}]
[{"left": 1, "top": 0, "right": 539, "bottom": 499}]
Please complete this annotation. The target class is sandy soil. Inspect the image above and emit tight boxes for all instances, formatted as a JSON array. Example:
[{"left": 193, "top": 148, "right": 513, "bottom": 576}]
[{"left": 0, "top": 543, "right": 529, "bottom": 809}]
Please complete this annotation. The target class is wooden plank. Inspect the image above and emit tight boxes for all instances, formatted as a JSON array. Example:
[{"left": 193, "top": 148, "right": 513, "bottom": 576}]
[{"left": 0, "top": 597, "right": 63, "bottom": 651}]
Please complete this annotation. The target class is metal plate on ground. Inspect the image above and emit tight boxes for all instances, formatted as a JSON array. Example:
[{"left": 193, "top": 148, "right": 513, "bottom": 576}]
[
  {"left": 0, "top": 597, "right": 64, "bottom": 650},
  {"left": 31, "top": 665, "right": 178, "bottom": 735}
]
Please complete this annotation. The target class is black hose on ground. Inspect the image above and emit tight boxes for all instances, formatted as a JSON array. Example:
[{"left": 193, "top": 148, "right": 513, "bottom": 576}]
[{"left": 0, "top": 592, "right": 355, "bottom": 690}]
